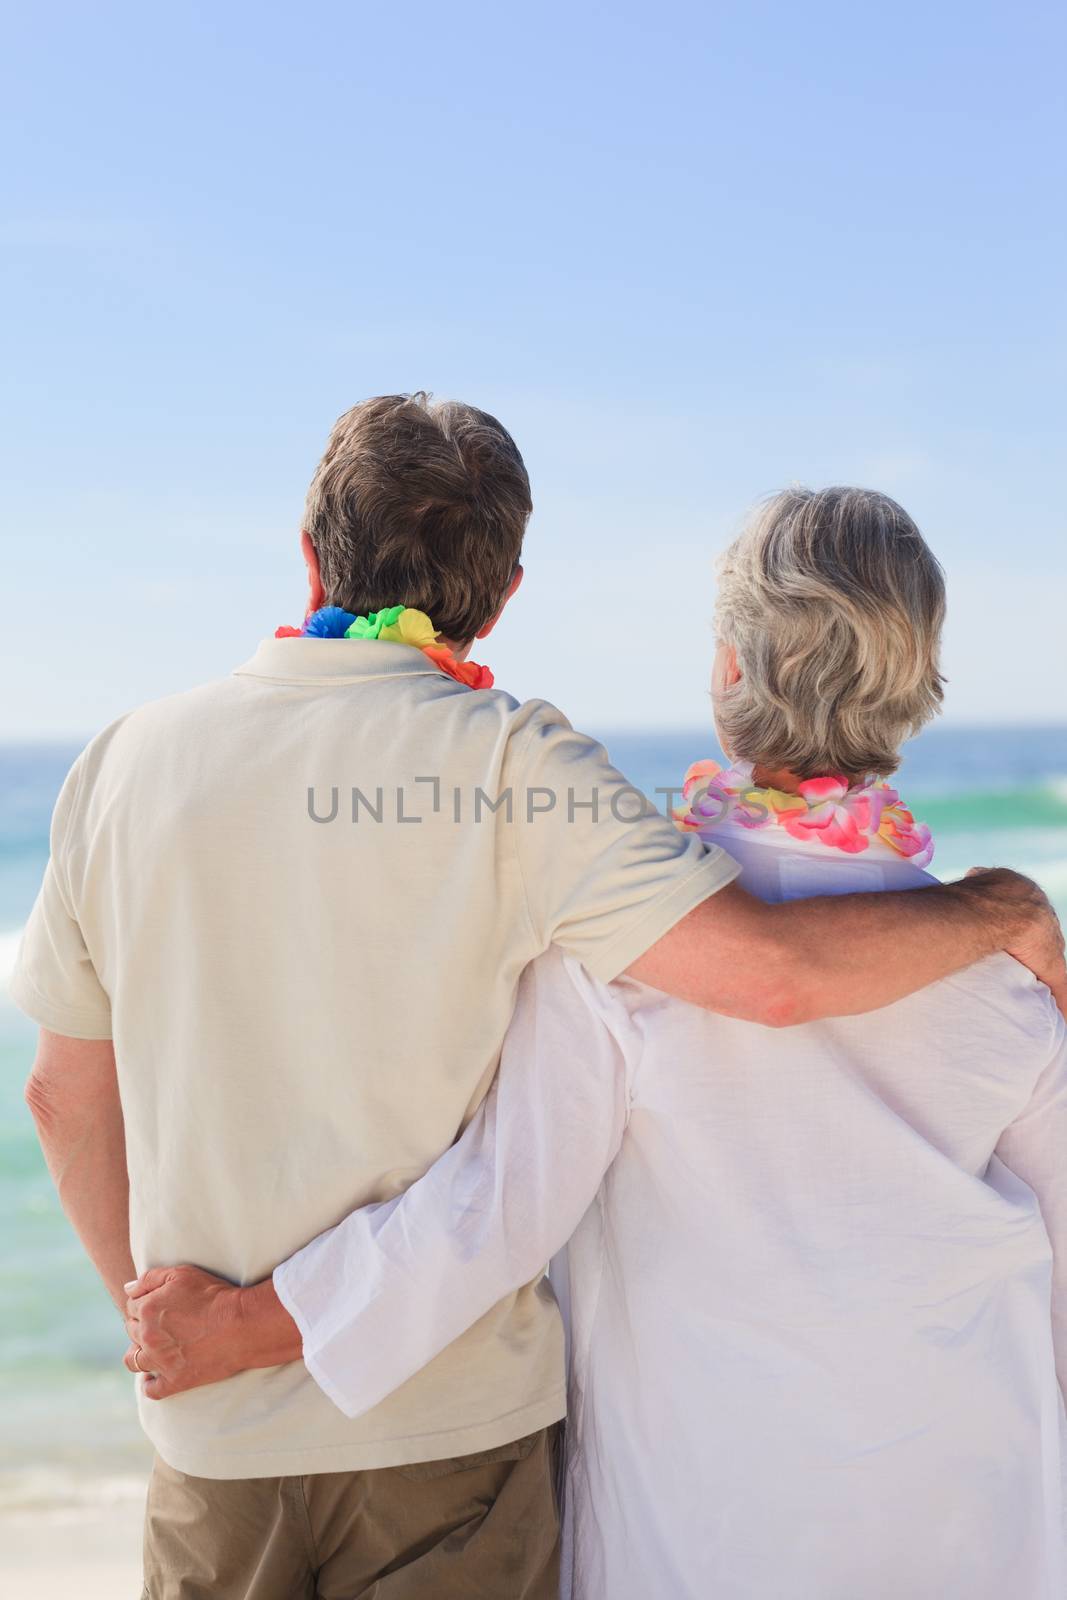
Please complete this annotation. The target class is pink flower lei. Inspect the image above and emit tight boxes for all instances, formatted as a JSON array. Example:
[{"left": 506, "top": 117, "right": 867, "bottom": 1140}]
[{"left": 678, "top": 759, "right": 934, "bottom": 868}]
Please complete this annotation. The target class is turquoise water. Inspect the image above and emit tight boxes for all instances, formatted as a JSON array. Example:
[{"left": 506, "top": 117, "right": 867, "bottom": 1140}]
[{"left": 2, "top": 728, "right": 1066, "bottom": 1486}]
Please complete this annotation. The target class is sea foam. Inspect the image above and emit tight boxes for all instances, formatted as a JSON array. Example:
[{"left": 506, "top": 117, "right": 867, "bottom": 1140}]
[{"left": 0, "top": 928, "right": 24, "bottom": 990}]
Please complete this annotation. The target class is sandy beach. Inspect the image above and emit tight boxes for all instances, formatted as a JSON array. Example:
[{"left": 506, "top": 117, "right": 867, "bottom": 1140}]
[{"left": 0, "top": 1470, "right": 147, "bottom": 1597}]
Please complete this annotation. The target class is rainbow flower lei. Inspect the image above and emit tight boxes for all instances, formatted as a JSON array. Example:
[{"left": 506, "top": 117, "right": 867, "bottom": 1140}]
[
  {"left": 276, "top": 604, "right": 494, "bottom": 690},
  {"left": 678, "top": 759, "right": 934, "bottom": 866}
]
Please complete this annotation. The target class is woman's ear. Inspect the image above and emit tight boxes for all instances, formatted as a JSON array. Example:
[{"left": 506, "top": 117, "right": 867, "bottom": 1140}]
[
  {"left": 476, "top": 564, "right": 524, "bottom": 641},
  {"left": 300, "top": 530, "right": 326, "bottom": 614},
  {"left": 711, "top": 641, "right": 740, "bottom": 761},
  {"left": 713, "top": 641, "right": 741, "bottom": 694}
]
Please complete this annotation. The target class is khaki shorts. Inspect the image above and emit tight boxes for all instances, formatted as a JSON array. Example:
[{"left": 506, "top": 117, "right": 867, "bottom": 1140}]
[{"left": 142, "top": 1425, "right": 561, "bottom": 1600}]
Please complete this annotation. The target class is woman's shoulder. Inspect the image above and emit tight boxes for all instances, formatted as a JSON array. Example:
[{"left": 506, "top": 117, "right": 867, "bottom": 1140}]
[{"left": 935, "top": 951, "right": 1061, "bottom": 1058}]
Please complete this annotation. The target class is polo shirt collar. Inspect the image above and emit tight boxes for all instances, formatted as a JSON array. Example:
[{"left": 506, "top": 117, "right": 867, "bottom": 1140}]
[{"left": 234, "top": 636, "right": 446, "bottom": 684}]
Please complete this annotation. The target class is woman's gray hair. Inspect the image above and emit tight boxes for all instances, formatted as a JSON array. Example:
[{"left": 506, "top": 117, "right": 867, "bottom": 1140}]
[{"left": 714, "top": 486, "right": 946, "bottom": 780}]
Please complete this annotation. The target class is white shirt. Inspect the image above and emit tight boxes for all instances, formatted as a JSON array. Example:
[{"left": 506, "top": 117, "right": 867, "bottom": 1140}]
[
  {"left": 276, "top": 821, "right": 1067, "bottom": 1598},
  {"left": 10, "top": 637, "right": 736, "bottom": 1478}
]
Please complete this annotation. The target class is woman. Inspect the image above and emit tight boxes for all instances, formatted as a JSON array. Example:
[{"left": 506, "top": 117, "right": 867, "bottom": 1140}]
[{"left": 206, "top": 490, "right": 1067, "bottom": 1594}]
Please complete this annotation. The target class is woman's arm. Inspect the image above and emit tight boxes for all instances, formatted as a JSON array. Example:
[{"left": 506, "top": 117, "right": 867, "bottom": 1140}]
[
  {"left": 994, "top": 1014, "right": 1067, "bottom": 1400},
  {"left": 125, "top": 951, "right": 633, "bottom": 1410}
]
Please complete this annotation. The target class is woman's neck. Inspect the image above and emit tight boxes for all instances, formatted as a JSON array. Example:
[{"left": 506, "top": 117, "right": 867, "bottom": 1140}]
[
  {"left": 750, "top": 762, "right": 804, "bottom": 794},
  {"left": 749, "top": 762, "right": 866, "bottom": 794}
]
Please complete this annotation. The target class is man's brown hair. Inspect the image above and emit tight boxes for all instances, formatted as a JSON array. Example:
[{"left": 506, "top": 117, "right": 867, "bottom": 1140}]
[{"left": 304, "top": 393, "right": 531, "bottom": 643}]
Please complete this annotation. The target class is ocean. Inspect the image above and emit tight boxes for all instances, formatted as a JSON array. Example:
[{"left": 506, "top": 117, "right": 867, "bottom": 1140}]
[{"left": 2, "top": 726, "right": 1067, "bottom": 1508}]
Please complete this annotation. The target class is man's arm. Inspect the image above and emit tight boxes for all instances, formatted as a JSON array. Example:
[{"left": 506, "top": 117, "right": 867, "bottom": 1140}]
[
  {"left": 25, "top": 1030, "right": 135, "bottom": 1312},
  {"left": 508, "top": 708, "right": 1064, "bottom": 1025},
  {"left": 124, "top": 952, "right": 631, "bottom": 1405},
  {"left": 627, "top": 870, "right": 1066, "bottom": 1025}
]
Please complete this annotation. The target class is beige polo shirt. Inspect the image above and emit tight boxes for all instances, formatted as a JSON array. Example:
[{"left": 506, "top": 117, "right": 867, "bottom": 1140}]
[{"left": 10, "top": 636, "right": 739, "bottom": 1478}]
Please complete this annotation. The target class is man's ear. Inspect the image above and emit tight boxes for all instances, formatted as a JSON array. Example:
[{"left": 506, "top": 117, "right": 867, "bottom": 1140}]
[
  {"left": 300, "top": 530, "right": 325, "bottom": 614},
  {"left": 476, "top": 565, "right": 524, "bottom": 641}
]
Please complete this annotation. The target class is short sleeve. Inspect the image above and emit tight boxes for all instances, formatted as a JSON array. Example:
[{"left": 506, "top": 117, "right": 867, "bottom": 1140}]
[
  {"left": 508, "top": 705, "right": 740, "bottom": 983},
  {"left": 8, "top": 758, "right": 112, "bottom": 1040}
]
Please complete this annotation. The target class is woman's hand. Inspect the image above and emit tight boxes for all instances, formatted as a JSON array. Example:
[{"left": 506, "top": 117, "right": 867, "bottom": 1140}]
[{"left": 123, "top": 1264, "right": 303, "bottom": 1400}]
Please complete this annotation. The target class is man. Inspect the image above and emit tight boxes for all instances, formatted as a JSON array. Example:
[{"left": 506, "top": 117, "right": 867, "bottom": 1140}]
[{"left": 16, "top": 394, "right": 1066, "bottom": 1600}]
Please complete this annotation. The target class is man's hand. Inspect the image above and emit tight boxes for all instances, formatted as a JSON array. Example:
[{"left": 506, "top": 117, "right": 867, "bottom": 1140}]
[
  {"left": 123, "top": 1265, "right": 303, "bottom": 1400},
  {"left": 964, "top": 867, "right": 1066, "bottom": 1014}
]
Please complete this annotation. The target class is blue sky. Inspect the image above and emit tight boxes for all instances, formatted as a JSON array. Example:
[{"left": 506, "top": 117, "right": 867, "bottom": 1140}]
[{"left": 1, "top": 0, "right": 1064, "bottom": 738}]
